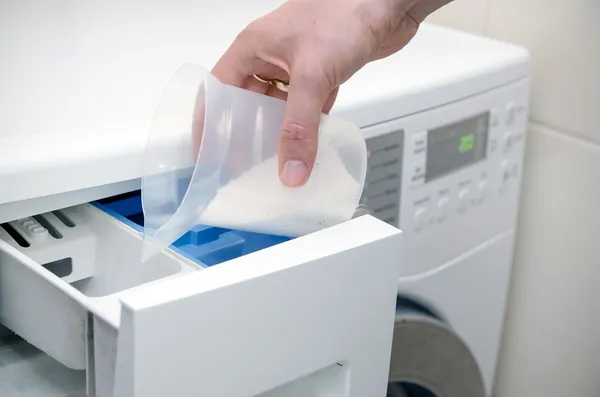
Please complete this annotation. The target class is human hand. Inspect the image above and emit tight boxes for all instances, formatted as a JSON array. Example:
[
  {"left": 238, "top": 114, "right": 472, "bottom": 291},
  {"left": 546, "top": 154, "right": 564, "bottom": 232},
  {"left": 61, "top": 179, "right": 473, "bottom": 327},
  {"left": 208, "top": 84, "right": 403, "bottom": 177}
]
[{"left": 212, "top": 0, "right": 451, "bottom": 187}]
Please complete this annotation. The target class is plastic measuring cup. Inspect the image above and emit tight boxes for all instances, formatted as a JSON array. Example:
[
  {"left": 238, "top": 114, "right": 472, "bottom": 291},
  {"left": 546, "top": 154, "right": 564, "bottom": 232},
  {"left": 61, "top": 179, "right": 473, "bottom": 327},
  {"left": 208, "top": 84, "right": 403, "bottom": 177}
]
[{"left": 140, "top": 63, "right": 367, "bottom": 262}]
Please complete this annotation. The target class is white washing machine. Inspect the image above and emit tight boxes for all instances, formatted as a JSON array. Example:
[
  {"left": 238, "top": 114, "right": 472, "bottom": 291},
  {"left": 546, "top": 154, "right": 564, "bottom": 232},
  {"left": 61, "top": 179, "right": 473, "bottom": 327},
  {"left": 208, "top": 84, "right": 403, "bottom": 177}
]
[
  {"left": 331, "top": 24, "right": 531, "bottom": 397},
  {"left": 0, "top": 2, "right": 530, "bottom": 396}
]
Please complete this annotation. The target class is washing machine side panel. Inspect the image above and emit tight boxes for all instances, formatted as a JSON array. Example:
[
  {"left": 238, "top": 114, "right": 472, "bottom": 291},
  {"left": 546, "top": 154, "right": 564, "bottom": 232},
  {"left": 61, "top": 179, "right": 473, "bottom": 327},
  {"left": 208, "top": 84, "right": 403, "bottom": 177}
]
[{"left": 398, "top": 230, "right": 515, "bottom": 395}]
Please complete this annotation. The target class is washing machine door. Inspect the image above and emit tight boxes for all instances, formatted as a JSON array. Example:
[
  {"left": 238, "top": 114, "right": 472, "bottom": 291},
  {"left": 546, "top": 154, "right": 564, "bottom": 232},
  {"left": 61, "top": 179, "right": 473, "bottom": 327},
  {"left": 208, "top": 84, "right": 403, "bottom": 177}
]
[{"left": 388, "top": 300, "right": 486, "bottom": 397}]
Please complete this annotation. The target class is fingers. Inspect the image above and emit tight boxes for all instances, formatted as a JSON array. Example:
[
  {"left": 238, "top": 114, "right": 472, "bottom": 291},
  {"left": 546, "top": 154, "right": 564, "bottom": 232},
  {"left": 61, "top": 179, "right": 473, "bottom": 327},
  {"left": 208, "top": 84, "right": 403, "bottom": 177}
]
[
  {"left": 322, "top": 87, "right": 339, "bottom": 114},
  {"left": 278, "top": 69, "right": 333, "bottom": 187},
  {"left": 247, "top": 64, "right": 291, "bottom": 96},
  {"left": 211, "top": 53, "right": 251, "bottom": 89},
  {"left": 211, "top": 30, "right": 256, "bottom": 87},
  {"left": 210, "top": 21, "right": 338, "bottom": 188}
]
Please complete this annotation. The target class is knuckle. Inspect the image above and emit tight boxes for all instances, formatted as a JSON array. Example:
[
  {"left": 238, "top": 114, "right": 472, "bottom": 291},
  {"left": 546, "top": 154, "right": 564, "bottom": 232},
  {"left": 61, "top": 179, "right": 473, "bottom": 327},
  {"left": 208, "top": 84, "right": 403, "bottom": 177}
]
[
  {"left": 281, "top": 122, "right": 311, "bottom": 143},
  {"left": 280, "top": 121, "right": 317, "bottom": 161},
  {"left": 244, "top": 18, "right": 262, "bottom": 33},
  {"left": 238, "top": 18, "right": 267, "bottom": 42},
  {"left": 236, "top": 23, "right": 256, "bottom": 42},
  {"left": 293, "top": 62, "right": 336, "bottom": 95}
]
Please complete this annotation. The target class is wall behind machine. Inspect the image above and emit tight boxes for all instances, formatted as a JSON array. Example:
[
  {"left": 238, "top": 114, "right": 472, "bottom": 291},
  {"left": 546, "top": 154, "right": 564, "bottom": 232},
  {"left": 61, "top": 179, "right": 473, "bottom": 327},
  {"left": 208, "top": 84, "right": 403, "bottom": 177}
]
[{"left": 428, "top": 0, "right": 600, "bottom": 396}]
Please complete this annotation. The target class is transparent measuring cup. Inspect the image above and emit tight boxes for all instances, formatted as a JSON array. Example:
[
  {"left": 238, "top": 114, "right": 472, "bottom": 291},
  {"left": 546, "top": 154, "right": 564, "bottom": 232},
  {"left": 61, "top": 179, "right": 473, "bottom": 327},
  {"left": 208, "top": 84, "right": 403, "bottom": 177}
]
[{"left": 140, "top": 63, "right": 368, "bottom": 262}]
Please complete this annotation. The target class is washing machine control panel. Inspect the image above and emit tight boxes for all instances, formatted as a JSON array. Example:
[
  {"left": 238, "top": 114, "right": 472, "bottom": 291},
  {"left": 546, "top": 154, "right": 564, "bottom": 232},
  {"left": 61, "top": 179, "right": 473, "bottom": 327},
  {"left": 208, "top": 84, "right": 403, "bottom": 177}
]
[
  {"left": 361, "top": 130, "right": 404, "bottom": 226},
  {"left": 360, "top": 78, "right": 530, "bottom": 276}
]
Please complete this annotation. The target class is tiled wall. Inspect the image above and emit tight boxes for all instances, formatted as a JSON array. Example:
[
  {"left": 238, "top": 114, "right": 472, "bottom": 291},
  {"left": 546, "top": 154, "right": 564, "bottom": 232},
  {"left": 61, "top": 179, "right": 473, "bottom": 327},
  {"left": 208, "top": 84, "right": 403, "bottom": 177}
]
[{"left": 429, "top": 0, "right": 600, "bottom": 396}]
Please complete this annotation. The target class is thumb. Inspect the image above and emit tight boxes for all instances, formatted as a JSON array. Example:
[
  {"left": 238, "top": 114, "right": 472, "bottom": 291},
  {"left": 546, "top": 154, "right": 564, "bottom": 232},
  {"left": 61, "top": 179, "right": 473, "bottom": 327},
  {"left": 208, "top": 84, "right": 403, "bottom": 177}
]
[{"left": 278, "top": 71, "right": 331, "bottom": 187}]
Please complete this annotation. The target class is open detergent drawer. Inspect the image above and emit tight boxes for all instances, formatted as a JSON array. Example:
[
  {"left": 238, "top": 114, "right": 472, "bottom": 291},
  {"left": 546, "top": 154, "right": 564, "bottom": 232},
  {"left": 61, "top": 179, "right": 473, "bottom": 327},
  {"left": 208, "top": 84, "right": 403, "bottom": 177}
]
[{"left": 0, "top": 191, "right": 402, "bottom": 397}]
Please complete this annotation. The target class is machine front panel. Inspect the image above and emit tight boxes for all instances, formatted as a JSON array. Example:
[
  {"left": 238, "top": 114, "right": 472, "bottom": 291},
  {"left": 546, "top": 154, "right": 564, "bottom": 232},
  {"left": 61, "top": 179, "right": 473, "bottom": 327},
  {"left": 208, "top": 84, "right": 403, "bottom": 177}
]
[{"left": 361, "top": 77, "right": 530, "bottom": 276}]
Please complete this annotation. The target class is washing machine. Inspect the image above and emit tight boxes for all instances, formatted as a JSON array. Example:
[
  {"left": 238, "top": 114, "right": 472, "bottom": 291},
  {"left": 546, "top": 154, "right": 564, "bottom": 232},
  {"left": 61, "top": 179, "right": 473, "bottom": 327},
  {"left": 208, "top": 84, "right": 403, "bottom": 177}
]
[
  {"left": 0, "top": 2, "right": 530, "bottom": 395},
  {"left": 330, "top": 24, "right": 531, "bottom": 396}
]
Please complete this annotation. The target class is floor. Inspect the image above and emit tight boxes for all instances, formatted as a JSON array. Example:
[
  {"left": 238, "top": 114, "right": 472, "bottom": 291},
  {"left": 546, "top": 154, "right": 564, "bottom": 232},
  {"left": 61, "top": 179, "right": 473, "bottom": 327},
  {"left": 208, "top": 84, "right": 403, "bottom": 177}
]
[{"left": 0, "top": 325, "right": 86, "bottom": 397}]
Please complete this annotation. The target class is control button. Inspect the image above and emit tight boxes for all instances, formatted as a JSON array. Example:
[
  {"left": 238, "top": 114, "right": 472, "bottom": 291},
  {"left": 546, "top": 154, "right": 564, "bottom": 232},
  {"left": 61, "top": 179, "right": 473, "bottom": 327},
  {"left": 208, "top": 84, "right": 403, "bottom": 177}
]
[
  {"left": 489, "top": 107, "right": 501, "bottom": 127},
  {"left": 476, "top": 181, "right": 488, "bottom": 205},
  {"left": 457, "top": 189, "right": 470, "bottom": 213},
  {"left": 411, "top": 131, "right": 427, "bottom": 189},
  {"left": 436, "top": 197, "right": 451, "bottom": 222},
  {"left": 489, "top": 137, "right": 498, "bottom": 155},
  {"left": 412, "top": 130, "right": 428, "bottom": 153},
  {"left": 412, "top": 162, "right": 426, "bottom": 179},
  {"left": 502, "top": 132, "right": 514, "bottom": 152},
  {"left": 506, "top": 102, "right": 517, "bottom": 126},
  {"left": 499, "top": 160, "right": 513, "bottom": 194},
  {"left": 510, "top": 162, "right": 519, "bottom": 178},
  {"left": 501, "top": 160, "right": 512, "bottom": 183},
  {"left": 414, "top": 208, "right": 430, "bottom": 232},
  {"left": 411, "top": 173, "right": 425, "bottom": 188},
  {"left": 410, "top": 156, "right": 427, "bottom": 188},
  {"left": 513, "top": 131, "right": 525, "bottom": 143}
]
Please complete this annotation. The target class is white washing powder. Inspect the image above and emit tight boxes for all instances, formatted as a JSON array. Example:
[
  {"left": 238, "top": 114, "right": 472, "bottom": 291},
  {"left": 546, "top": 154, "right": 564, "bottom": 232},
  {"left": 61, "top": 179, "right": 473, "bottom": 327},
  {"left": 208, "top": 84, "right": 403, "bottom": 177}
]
[{"left": 197, "top": 145, "right": 362, "bottom": 236}]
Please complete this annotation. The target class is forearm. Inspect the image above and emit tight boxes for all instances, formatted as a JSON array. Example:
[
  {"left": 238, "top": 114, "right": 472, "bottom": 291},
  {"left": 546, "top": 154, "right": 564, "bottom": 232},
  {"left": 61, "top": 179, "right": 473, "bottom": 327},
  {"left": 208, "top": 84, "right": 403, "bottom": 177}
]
[{"left": 360, "top": 0, "right": 454, "bottom": 61}]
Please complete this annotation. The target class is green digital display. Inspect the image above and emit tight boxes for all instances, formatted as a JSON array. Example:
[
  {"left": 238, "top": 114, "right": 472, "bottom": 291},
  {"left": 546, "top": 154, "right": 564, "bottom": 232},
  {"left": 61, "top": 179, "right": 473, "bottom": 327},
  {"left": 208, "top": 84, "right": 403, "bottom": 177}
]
[
  {"left": 458, "top": 133, "right": 475, "bottom": 153},
  {"left": 425, "top": 112, "right": 489, "bottom": 182}
]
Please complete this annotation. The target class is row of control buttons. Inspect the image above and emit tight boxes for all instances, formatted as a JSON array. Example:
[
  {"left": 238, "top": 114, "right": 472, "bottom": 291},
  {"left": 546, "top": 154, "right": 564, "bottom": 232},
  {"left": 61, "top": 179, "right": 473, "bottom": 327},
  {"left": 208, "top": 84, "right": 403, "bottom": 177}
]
[
  {"left": 410, "top": 130, "right": 427, "bottom": 187},
  {"left": 491, "top": 102, "right": 522, "bottom": 128},
  {"left": 498, "top": 101, "right": 527, "bottom": 148},
  {"left": 414, "top": 207, "right": 429, "bottom": 231},
  {"left": 413, "top": 180, "right": 490, "bottom": 232},
  {"left": 500, "top": 159, "right": 519, "bottom": 192},
  {"left": 502, "top": 132, "right": 514, "bottom": 153},
  {"left": 506, "top": 102, "right": 519, "bottom": 126},
  {"left": 413, "top": 157, "right": 521, "bottom": 233}
]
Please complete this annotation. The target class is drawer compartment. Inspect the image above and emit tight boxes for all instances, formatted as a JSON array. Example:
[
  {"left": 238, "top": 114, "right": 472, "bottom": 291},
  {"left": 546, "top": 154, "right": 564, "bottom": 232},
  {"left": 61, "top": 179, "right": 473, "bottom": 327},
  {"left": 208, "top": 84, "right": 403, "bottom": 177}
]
[
  {"left": 1, "top": 191, "right": 402, "bottom": 397},
  {"left": 0, "top": 203, "right": 190, "bottom": 370},
  {"left": 0, "top": 192, "right": 287, "bottom": 372}
]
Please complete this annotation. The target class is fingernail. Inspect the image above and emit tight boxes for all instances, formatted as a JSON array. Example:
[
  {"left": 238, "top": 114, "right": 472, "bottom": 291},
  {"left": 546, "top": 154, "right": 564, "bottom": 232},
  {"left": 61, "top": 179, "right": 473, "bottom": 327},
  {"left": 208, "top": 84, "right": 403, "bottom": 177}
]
[{"left": 281, "top": 160, "right": 308, "bottom": 187}]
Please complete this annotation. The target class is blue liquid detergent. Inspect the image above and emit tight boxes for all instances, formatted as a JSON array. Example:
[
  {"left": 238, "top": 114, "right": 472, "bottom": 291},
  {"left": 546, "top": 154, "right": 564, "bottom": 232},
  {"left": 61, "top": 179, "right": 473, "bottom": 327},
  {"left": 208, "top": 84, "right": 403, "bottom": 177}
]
[{"left": 93, "top": 191, "right": 291, "bottom": 267}]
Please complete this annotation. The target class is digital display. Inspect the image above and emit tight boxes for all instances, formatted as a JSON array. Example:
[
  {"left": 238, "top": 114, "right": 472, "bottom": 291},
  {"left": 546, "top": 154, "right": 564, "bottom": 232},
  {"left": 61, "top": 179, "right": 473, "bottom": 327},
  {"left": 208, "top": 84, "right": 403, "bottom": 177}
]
[{"left": 425, "top": 112, "right": 489, "bottom": 182}]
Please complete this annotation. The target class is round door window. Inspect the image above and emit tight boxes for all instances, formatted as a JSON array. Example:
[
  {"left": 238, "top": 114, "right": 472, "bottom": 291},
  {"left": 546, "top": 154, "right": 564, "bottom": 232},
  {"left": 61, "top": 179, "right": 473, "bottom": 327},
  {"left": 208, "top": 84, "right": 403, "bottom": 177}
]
[{"left": 388, "top": 297, "right": 486, "bottom": 397}]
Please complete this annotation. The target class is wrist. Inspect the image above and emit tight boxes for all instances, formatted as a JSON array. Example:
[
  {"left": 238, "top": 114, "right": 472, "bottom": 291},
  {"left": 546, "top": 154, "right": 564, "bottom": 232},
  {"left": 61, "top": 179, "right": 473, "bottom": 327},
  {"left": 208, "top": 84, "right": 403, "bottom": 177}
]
[
  {"left": 407, "top": 0, "right": 454, "bottom": 24},
  {"left": 353, "top": 0, "right": 414, "bottom": 46}
]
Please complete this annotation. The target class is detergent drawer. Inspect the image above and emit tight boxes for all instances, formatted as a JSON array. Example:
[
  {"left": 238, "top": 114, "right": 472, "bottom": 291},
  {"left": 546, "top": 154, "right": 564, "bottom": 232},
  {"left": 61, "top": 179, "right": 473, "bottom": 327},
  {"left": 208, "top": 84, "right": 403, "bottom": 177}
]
[{"left": 0, "top": 192, "right": 402, "bottom": 397}]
